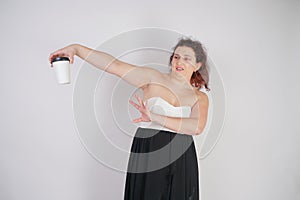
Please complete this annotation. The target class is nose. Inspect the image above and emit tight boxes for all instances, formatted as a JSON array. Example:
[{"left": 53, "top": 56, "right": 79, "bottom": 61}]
[{"left": 176, "top": 57, "right": 184, "bottom": 65}]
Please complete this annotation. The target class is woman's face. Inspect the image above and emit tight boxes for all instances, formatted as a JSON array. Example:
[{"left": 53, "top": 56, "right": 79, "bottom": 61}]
[{"left": 171, "top": 46, "right": 201, "bottom": 78}]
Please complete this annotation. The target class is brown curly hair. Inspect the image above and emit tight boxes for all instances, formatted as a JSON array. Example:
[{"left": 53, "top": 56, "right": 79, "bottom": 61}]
[{"left": 169, "top": 37, "right": 210, "bottom": 92}]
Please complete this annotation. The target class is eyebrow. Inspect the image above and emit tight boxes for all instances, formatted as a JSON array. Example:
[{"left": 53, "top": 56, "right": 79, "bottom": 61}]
[{"left": 174, "top": 53, "right": 192, "bottom": 58}]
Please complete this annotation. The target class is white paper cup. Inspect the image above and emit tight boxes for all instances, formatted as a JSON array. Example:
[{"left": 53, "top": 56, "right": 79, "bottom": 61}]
[{"left": 52, "top": 57, "right": 71, "bottom": 84}]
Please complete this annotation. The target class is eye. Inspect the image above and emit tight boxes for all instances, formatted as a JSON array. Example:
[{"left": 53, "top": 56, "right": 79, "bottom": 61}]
[
  {"left": 184, "top": 57, "right": 191, "bottom": 61},
  {"left": 173, "top": 55, "right": 179, "bottom": 60}
]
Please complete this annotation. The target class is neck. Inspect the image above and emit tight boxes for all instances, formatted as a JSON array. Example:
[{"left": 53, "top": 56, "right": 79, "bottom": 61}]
[{"left": 168, "top": 72, "right": 192, "bottom": 89}]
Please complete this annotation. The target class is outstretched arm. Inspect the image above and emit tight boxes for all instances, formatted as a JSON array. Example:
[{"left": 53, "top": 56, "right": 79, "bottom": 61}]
[{"left": 49, "top": 44, "right": 162, "bottom": 88}]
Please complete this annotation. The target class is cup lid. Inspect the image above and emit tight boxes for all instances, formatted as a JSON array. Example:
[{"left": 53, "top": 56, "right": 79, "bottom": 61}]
[{"left": 52, "top": 57, "right": 70, "bottom": 63}]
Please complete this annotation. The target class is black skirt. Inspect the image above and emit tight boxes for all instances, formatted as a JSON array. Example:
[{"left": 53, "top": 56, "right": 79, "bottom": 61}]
[{"left": 124, "top": 127, "right": 199, "bottom": 200}]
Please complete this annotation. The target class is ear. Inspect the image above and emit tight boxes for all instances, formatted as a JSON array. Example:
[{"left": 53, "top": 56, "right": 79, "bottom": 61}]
[{"left": 194, "top": 62, "right": 202, "bottom": 72}]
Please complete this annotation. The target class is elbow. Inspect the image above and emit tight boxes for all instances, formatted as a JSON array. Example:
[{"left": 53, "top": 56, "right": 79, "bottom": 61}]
[
  {"left": 182, "top": 128, "right": 202, "bottom": 136},
  {"left": 194, "top": 130, "right": 202, "bottom": 136},
  {"left": 194, "top": 121, "right": 207, "bottom": 135},
  {"left": 194, "top": 126, "right": 204, "bottom": 136}
]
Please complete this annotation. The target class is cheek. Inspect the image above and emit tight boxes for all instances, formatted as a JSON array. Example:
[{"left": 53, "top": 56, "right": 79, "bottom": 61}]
[
  {"left": 187, "top": 64, "right": 197, "bottom": 72},
  {"left": 171, "top": 59, "right": 176, "bottom": 66}
]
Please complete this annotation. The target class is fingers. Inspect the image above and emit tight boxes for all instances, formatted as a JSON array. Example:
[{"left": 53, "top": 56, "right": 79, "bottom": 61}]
[
  {"left": 134, "top": 94, "right": 144, "bottom": 107},
  {"left": 129, "top": 95, "right": 150, "bottom": 123},
  {"left": 49, "top": 47, "right": 75, "bottom": 65},
  {"left": 132, "top": 118, "right": 142, "bottom": 123},
  {"left": 129, "top": 99, "right": 139, "bottom": 109},
  {"left": 49, "top": 50, "right": 64, "bottom": 63}
]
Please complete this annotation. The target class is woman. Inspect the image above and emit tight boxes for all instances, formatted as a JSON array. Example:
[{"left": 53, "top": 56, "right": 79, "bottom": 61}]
[{"left": 49, "top": 37, "right": 210, "bottom": 200}]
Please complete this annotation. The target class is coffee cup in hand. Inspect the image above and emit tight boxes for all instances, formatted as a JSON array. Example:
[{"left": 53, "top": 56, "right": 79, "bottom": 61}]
[{"left": 52, "top": 57, "right": 71, "bottom": 84}]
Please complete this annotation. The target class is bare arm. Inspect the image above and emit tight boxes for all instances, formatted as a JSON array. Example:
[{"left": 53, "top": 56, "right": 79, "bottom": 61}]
[
  {"left": 130, "top": 93, "right": 209, "bottom": 135},
  {"left": 49, "top": 44, "right": 162, "bottom": 88},
  {"left": 150, "top": 93, "right": 209, "bottom": 135}
]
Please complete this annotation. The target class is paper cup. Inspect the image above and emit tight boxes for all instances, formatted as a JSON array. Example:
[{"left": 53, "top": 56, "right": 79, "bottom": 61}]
[{"left": 52, "top": 57, "right": 71, "bottom": 84}]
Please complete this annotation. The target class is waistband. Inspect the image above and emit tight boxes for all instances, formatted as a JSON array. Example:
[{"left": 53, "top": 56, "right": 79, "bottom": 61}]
[
  {"left": 137, "top": 122, "right": 179, "bottom": 133},
  {"left": 137, "top": 122, "right": 185, "bottom": 134}
]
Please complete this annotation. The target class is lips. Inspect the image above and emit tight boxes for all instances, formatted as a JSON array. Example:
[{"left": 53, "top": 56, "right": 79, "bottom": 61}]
[{"left": 176, "top": 66, "right": 184, "bottom": 71}]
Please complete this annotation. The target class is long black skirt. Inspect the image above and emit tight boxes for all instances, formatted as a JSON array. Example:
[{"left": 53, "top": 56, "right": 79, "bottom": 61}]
[{"left": 124, "top": 127, "right": 199, "bottom": 200}]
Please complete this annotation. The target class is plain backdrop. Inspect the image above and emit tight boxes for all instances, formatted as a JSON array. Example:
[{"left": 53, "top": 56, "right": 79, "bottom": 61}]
[{"left": 0, "top": 0, "right": 299, "bottom": 200}]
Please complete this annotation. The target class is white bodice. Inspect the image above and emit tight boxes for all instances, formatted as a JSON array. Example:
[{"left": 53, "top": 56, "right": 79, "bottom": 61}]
[{"left": 137, "top": 97, "right": 192, "bottom": 133}]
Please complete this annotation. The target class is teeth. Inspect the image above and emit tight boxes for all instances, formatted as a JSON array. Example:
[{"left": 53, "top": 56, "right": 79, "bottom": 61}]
[{"left": 176, "top": 67, "right": 184, "bottom": 71}]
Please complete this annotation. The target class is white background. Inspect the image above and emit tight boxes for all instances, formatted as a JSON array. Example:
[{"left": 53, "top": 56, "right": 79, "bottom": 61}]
[{"left": 0, "top": 0, "right": 299, "bottom": 199}]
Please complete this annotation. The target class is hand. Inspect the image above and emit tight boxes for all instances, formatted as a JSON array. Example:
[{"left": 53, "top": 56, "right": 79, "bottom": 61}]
[
  {"left": 129, "top": 94, "right": 151, "bottom": 123},
  {"left": 49, "top": 44, "right": 77, "bottom": 66}
]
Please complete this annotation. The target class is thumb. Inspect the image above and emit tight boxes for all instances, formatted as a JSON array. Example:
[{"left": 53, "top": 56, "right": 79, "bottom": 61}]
[{"left": 69, "top": 56, "right": 74, "bottom": 64}]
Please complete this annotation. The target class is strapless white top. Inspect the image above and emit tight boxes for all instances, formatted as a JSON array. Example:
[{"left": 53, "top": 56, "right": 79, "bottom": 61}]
[{"left": 137, "top": 97, "right": 192, "bottom": 133}]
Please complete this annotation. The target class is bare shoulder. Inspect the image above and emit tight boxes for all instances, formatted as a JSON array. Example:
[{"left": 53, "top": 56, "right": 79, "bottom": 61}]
[{"left": 196, "top": 90, "right": 209, "bottom": 105}]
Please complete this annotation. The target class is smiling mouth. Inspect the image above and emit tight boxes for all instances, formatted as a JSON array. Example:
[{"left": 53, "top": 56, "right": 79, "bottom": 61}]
[{"left": 176, "top": 66, "right": 184, "bottom": 71}]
